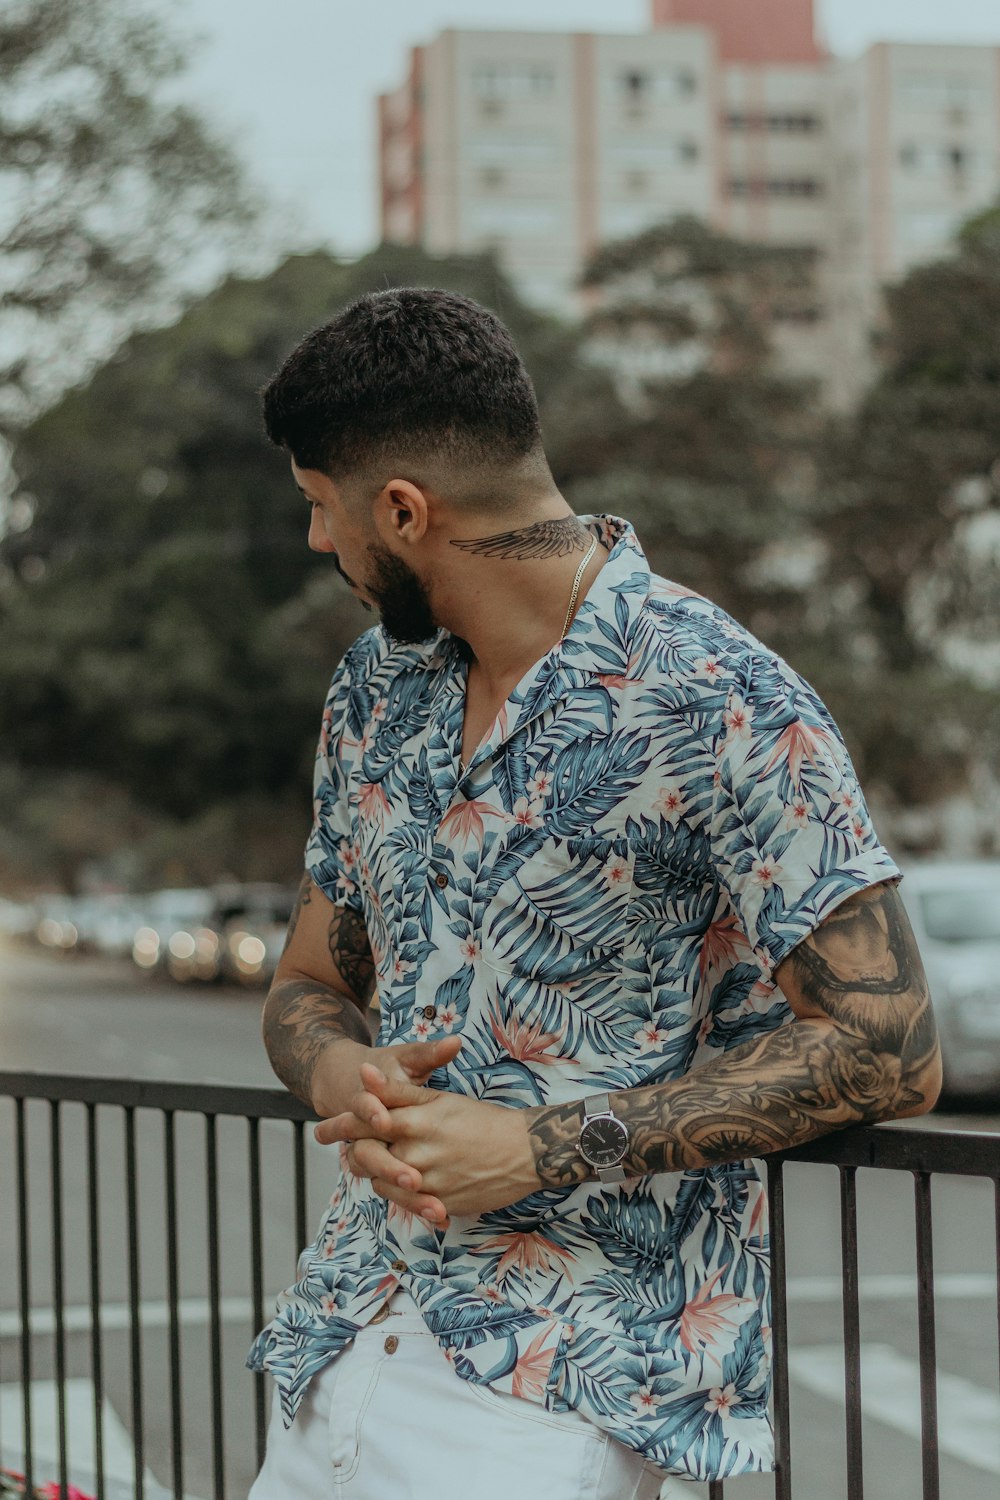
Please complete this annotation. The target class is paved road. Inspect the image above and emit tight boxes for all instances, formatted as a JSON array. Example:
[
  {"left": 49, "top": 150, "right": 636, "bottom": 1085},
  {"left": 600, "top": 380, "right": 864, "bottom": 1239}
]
[{"left": 0, "top": 942, "right": 998, "bottom": 1500}]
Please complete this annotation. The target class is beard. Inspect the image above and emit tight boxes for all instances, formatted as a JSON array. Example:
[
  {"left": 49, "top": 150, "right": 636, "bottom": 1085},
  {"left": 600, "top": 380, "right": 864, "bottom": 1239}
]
[{"left": 363, "top": 541, "right": 439, "bottom": 645}]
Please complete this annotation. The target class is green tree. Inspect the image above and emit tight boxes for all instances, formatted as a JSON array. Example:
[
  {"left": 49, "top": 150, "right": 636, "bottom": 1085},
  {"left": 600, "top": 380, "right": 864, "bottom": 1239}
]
[
  {"left": 563, "top": 216, "right": 823, "bottom": 651},
  {"left": 0, "top": 0, "right": 253, "bottom": 423},
  {"left": 814, "top": 203, "right": 1000, "bottom": 841},
  {"left": 0, "top": 244, "right": 593, "bottom": 887}
]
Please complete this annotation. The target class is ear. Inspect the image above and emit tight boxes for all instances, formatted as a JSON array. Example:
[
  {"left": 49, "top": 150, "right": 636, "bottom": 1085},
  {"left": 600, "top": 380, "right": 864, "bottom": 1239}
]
[{"left": 375, "top": 479, "right": 430, "bottom": 545}]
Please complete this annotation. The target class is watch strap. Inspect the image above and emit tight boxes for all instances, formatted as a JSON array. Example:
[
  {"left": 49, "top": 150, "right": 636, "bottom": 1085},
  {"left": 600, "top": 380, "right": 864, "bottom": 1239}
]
[
  {"left": 597, "top": 1164, "right": 628, "bottom": 1184},
  {"left": 581, "top": 1092, "right": 612, "bottom": 1122}
]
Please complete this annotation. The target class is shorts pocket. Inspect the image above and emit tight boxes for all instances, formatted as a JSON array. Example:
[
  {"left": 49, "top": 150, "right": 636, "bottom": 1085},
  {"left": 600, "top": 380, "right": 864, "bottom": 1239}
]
[
  {"left": 480, "top": 836, "right": 635, "bottom": 984},
  {"left": 461, "top": 1374, "right": 602, "bottom": 1440},
  {"left": 326, "top": 1338, "right": 385, "bottom": 1479}
]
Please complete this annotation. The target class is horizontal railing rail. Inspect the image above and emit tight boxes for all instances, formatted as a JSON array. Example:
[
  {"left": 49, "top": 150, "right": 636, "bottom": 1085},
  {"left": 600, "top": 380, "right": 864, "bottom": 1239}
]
[{"left": 0, "top": 1071, "right": 997, "bottom": 1500}]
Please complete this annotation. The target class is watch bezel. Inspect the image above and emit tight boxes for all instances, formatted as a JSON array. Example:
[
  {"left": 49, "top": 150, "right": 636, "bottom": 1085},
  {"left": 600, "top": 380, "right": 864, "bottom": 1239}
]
[{"left": 579, "top": 1112, "right": 630, "bottom": 1169}]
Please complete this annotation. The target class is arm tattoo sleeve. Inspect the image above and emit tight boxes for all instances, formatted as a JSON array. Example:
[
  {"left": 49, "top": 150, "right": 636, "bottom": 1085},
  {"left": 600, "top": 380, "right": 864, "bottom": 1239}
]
[
  {"left": 263, "top": 903, "right": 377, "bottom": 1107},
  {"left": 528, "top": 882, "right": 940, "bottom": 1188}
]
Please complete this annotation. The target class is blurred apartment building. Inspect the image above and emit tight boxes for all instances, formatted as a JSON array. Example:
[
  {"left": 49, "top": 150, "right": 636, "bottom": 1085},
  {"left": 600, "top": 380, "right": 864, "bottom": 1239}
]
[{"left": 377, "top": 0, "right": 1000, "bottom": 405}]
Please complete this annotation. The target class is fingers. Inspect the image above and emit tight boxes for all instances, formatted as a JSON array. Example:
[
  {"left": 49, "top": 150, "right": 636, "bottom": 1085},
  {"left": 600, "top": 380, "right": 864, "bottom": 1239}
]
[
  {"left": 393, "top": 1034, "right": 462, "bottom": 1081},
  {"left": 314, "top": 1108, "right": 386, "bottom": 1146},
  {"left": 345, "top": 1139, "right": 450, "bottom": 1226},
  {"left": 341, "top": 1137, "right": 421, "bottom": 1191},
  {"left": 359, "top": 1062, "right": 437, "bottom": 1110},
  {"left": 368, "top": 1174, "right": 450, "bottom": 1228}
]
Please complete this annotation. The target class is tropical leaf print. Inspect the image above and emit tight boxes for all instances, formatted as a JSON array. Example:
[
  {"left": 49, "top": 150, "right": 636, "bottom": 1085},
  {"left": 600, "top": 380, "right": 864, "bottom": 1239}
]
[{"left": 251, "top": 514, "right": 899, "bottom": 1483}]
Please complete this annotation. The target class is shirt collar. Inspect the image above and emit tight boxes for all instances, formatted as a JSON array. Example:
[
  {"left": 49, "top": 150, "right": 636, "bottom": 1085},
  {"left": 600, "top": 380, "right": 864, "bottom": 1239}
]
[{"left": 439, "top": 514, "right": 651, "bottom": 781}]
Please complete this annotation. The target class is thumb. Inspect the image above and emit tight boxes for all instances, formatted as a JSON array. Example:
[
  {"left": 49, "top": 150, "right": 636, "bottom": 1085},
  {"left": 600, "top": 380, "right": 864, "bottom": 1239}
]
[
  {"left": 360, "top": 1062, "right": 438, "bottom": 1109},
  {"left": 395, "top": 1034, "right": 462, "bottom": 1081}
]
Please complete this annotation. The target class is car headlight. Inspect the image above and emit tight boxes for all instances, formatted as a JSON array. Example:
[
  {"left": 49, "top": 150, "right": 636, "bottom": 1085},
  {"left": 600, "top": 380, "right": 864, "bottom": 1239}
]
[{"left": 133, "top": 927, "right": 161, "bottom": 967}]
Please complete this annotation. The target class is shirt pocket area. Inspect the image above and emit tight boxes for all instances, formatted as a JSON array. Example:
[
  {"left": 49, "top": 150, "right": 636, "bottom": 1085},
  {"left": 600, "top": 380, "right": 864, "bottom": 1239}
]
[{"left": 479, "top": 835, "right": 635, "bottom": 985}]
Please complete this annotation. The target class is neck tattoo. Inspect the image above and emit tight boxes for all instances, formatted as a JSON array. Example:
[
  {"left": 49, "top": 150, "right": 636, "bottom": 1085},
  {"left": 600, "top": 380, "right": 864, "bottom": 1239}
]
[{"left": 459, "top": 532, "right": 599, "bottom": 777}]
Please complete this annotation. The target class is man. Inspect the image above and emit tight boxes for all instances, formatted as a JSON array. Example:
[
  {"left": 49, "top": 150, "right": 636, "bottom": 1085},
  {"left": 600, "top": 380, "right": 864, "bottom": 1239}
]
[{"left": 246, "top": 287, "right": 940, "bottom": 1499}]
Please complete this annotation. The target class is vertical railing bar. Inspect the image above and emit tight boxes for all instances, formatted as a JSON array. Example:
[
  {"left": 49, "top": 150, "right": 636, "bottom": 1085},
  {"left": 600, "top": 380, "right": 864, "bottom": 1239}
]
[
  {"left": 205, "top": 1113, "right": 226, "bottom": 1500},
  {"left": 914, "top": 1171, "right": 939, "bottom": 1500},
  {"left": 766, "top": 1158, "right": 792, "bottom": 1500},
  {"left": 840, "top": 1166, "right": 864, "bottom": 1500},
  {"left": 15, "top": 1097, "right": 34, "bottom": 1496},
  {"left": 248, "top": 1117, "right": 267, "bottom": 1468},
  {"left": 49, "top": 1101, "right": 69, "bottom": 1499},
  {"left": 293, "top": 1119, "right": 308, "bottom": 1258},
  {"left": 86, "top": 1104, "right": 106, "bottom": 1500},
  {"left": 994, "top": 1177, "right": 1000, "bottom": 1404},
  {"left": 163, "top": 1110, "right": 184, "bottom": 1500},
  {"left": 124, "top": 1106, "right": 145, "bottom": 1500}
]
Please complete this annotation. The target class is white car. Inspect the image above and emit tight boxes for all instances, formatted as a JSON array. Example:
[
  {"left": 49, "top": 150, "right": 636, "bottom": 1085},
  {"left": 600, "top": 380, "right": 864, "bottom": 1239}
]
[{"left": 898, "top": 861, "right": 1000, "bottom": 1104}]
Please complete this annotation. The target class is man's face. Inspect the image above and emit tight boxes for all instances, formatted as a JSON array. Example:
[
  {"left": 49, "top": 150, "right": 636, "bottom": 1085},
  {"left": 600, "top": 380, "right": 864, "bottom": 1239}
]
[{"left": 292, "top": 461, "right": 438, "bottom": 645}]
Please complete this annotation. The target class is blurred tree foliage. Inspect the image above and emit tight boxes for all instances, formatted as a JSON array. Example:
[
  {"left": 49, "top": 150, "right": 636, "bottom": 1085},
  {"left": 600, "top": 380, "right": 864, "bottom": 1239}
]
[
  {"left": 813, "top": 204, "right": 1000, "bottom": 836},
  {"left": 4, "top": 204, "right": 1000, "bottom": 887},
  {"left": 0, "top": 244, "right": 604, "bottom": 886},
  {"left": 565, "top": 217, "right": 822, "bottom": 650},
  {"left": 0, "top": 0, "right": 254, "bottom": 424}
]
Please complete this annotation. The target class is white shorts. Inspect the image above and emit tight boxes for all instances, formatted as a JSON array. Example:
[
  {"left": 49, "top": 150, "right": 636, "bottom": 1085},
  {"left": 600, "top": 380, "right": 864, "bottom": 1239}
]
[{"left": 249, "top": 1291, "right": 692, "bottom": 1500}]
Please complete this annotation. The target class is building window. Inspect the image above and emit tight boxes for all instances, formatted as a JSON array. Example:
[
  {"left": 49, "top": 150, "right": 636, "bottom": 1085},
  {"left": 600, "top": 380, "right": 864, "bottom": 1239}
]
[
  {"left": 470, "top": 133, "right": 557, "bottom": 163},
  {"left": 726, "top": 112, "right": 821, "bottom": 132},
  {"left": 617, "top": 67, "right": 697, "bottom": 106},
  {"left": 472, "top": 63, "right": 556, "bottom": 102},
  {"left": 899, "top": 142, "right": 979, "bottom": 173},
  {"left": 899, "top": 75, "right": 986, "bottom": 111},
  {"left": 610, "top": 138, "right": 700, "bottom": 167},
  {"left": 727, "top": 178, "right": 824, "bottom": 198}
]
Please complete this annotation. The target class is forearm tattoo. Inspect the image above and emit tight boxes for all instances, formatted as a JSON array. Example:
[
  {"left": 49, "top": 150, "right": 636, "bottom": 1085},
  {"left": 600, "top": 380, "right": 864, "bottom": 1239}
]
[
  {"left": 449, "top": 517, "right": 592, "bottom": 559},
  {"left": 529, "top": 882, "right": 940, "bottom": 1187},
  {"left": 263, "top": 979, "right": 372, "bottom": 1106},
  {"left": 264, "top": 902, "right": 377, "bottom": 1106}
]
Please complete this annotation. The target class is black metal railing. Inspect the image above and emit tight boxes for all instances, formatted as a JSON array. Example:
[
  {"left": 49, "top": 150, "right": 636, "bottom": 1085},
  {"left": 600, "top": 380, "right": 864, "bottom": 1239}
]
[{"left": 0, "top": 1071, "right": 997, "bottom": 1500}]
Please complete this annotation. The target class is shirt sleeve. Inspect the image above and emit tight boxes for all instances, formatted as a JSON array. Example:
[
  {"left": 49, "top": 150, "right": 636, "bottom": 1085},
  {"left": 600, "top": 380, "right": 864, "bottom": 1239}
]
[
  {"left": 304, "top": 653, "right": 364, "bottom": 914},
  {"left": 709, "top": 650, "right": 901, "bottom": 978}
]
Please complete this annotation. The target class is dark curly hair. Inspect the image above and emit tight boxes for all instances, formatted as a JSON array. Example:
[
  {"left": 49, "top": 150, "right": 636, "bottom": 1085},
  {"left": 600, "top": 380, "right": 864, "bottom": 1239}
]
[{"left": 261, "top": 287, "right": 545, "bottom": 494}]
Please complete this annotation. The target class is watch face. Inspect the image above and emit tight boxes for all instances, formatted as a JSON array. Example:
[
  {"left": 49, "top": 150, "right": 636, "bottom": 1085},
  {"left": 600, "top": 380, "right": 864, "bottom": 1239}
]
[{"left": 580, "top": 1115, "right": 629, "bottom": 1168}]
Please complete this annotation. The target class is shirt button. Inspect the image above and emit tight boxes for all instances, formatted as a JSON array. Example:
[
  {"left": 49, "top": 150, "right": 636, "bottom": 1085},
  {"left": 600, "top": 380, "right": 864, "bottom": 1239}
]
[
  {"left": 422, "top": 1005, "right": 436, "bottom": 1020},
  {"left": 384, "top": 1335, "right": 399, "bottom": 1354},
  {"left": 434, "top": 872, "right": 448, "bottom": 889},
  {"left": 391, "top": 1259, "right": 407, "bottom": 1273}
]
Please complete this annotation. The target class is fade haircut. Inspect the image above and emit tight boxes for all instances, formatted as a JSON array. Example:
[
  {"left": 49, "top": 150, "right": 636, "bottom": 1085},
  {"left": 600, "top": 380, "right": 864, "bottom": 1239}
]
[{"left": 261, "top": 287, "right": 547, "bottom": 502}]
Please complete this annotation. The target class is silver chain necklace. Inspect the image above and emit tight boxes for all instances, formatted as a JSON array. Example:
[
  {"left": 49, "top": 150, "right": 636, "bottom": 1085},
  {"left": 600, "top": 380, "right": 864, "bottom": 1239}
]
[{"left": 459, "top": 534, "right": 599, "bottom": 777}]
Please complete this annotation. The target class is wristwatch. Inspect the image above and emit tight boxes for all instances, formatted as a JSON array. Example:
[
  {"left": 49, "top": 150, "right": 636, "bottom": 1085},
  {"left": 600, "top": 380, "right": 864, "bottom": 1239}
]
[{"left": 578, "top": 1093, "right": 630, "bottom": 1184}]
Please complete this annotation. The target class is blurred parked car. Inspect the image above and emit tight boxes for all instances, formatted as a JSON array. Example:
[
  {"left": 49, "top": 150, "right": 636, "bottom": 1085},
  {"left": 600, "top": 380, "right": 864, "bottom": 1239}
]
[
  {"left": 218, "top": 884, "right": 297, "bottom": 986},
  {"left": 33, "top": 894, "right": 83, "bottom": 954},
  {"left": 130, "top": 882, "right": 297, "bottom": 986},
  {"left": 900, "top": 861, "right": 1000, "bottom": 1104},
  {"left": 69, "top": 893, "right": 149, "bottom": 956},
  {"left": 131, "top": 887, "right": 218, "bottom": 979},
  {"left": 0, "top": 897, "right": 37, "bottom": 941}
]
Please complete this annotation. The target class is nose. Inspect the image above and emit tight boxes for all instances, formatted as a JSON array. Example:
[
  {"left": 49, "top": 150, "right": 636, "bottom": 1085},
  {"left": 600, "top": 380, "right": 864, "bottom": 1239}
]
[{"left": 308, "top": 508, "right": 336, "bottom": 554}]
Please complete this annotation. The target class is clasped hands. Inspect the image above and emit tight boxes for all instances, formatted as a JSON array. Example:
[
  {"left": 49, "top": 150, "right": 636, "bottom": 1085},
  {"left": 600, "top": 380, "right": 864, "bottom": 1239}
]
[{"left": 313, "top": 1034, "right": 542, "bottom": 1225}]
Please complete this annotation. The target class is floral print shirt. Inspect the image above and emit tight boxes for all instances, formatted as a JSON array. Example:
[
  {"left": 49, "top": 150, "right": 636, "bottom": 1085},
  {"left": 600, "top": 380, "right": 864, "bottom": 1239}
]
[{"left": 247, "top": 514, "right": 899, "bottom": 1483}]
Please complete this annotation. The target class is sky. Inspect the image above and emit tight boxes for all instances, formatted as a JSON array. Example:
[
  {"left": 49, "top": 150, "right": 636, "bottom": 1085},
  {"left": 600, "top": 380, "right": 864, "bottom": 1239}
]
[{"left": 175, "top": 0, "right": 1000, "bottom": 258}]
